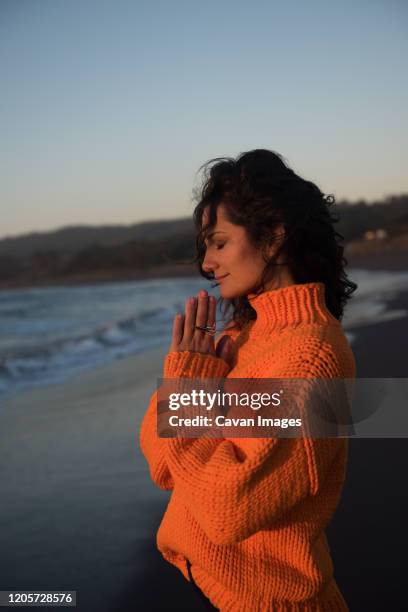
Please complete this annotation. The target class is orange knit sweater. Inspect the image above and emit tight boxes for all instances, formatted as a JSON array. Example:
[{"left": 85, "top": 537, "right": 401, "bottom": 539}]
[{"left": 139, "top": 282, "right": 355, "bottom": 611}]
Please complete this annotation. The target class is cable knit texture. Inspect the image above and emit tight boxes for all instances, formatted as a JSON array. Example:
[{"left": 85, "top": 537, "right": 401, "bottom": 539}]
[{"left": 139, "top": 282, "right": 355, "bottom": 611}]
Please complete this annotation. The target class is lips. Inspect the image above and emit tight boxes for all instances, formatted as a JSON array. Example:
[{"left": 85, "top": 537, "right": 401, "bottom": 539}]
[{"left": 215, "top": 274, "right": 229, "bottom": 281}]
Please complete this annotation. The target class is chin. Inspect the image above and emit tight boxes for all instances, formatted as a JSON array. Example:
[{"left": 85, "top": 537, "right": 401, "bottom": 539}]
[
  {"left": 220, "top": 286, "right": 245, "bottom": 300},
  {"left": 219, "top": 286, "right": 233, "bottom": 299}
]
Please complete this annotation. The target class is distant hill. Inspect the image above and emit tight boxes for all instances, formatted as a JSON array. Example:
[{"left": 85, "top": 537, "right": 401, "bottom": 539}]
[
  {"left": 0, "top": 194, "right": 407, "bottom": 289},
  {"left": 0, "top": 217, "right": 198, "bottom": 288},
  {"left": 0, "top": 218, "right": 194, "bottom": 258}
]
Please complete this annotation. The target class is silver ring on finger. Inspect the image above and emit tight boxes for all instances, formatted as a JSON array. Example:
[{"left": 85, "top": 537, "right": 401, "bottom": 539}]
[{"left": 195, "top": 324, "right": 216, "bottom": 335}]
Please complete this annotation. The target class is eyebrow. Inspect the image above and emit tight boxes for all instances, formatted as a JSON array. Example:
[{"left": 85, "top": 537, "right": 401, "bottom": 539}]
[{"left": 204, "top": 230, "right": 227, "bottom": 243}]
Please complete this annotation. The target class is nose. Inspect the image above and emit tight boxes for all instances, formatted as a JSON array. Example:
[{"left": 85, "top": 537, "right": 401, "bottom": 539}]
[{"left": 202, "top": 249, "right": 218, "bottom": 275}]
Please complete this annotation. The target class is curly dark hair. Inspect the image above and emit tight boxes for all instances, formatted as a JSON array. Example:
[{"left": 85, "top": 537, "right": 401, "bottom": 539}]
[{"left": 192, "top": 148, "right": 357, "bottom": 331}]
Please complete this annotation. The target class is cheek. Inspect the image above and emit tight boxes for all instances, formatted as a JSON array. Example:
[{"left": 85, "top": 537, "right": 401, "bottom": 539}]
[
  {"left": 231, "top": 241, "right": 253, "bottom": 262},
  {"left": 240, "top": 245, "right": 264, "bottom": 269}
]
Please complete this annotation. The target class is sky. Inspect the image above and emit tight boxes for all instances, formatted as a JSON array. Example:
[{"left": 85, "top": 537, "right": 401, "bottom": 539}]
[{"left": 1, "top": 0, "right": 407, "bottom": 239}]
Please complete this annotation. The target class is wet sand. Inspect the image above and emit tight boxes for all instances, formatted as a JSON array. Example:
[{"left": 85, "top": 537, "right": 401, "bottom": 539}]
[
  {"left": 0, "top": 345, "right": 202, "bottom": 611},
  {"left": 327, "top": 288, "right": 408, "bottom": 611},
  {"left": 1, "top": 292, "right": 408, "bottom": 610}
]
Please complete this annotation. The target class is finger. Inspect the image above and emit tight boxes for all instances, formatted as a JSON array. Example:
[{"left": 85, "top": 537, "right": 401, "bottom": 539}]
[
  {"left": 195, "top": 290, "right": 209, "bottom": 330},
  {"left": 183, "top": 296, "right": 197, "bottom": 343},
  {"left": 194, "top": 290, "right": 210, "bottom": 354},
  {"left": 207, "top": 294, "right": 216, "bottom": 327},
  {"left": 203, "top": 295, "right": 217, "bottom": 354},
  {"left": 170, "top": 313, "right": 184, "bottom": 351}
]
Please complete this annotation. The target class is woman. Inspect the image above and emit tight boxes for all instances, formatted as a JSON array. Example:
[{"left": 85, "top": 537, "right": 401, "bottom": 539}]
[{"left": 140, "top": 149, "right": 356, "bottom": 611}]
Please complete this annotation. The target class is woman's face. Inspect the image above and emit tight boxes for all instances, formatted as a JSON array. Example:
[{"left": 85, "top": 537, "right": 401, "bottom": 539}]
[{"left": 201, "top": 204, "right": 275, "bottom": 299}]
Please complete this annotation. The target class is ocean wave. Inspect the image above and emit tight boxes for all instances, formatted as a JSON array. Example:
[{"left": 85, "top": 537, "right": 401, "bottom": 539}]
[
  {"left": 2, "top": 270, "right": 408, "bottom": 398},
  {"left": 0, "top": 305, "right": 176, "bottom": 397}
]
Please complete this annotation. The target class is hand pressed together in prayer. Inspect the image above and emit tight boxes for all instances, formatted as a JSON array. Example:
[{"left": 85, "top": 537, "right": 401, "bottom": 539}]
[{"left": 169, "top": 289, "right": 235, "bottom": 368}]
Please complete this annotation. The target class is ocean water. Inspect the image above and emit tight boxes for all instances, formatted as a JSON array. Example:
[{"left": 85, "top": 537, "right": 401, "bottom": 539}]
[{"left": 1, "top": 269, "right": 408, "bottom": 397}]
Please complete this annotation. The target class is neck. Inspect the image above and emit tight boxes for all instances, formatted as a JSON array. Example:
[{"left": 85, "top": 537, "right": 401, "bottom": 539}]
[{"left": 262, "top": 264, "right": 295, "bottom": 292}]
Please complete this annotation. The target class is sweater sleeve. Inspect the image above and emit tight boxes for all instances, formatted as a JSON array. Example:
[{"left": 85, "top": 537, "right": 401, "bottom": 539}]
[
  {"left": 163, "top": 350, "right": 231, "bottom": 379},
  {"left": 139, "top": 343, "right": 231, "bottom": 491},
  {"left": 164, "top": 347, "right": 348, "bottom": 545}
]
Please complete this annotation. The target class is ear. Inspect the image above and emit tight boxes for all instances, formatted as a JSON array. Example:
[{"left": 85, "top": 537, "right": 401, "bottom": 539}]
[{"left": 266, "top": 224, "right": 286, "bottom": 258}]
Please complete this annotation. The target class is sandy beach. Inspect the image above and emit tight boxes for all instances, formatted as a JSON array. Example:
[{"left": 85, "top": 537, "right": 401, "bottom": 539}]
[
  {"left": 1, "top": 289, "right": 408, "bottom": 611},
  {"left": 0, "top": 345, "right": 202, "bottom": 611}
]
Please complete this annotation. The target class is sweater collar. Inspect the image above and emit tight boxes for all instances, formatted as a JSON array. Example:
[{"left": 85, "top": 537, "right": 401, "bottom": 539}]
[{"left": 247, "top": 282, "right": 338, "bottom": 335}]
